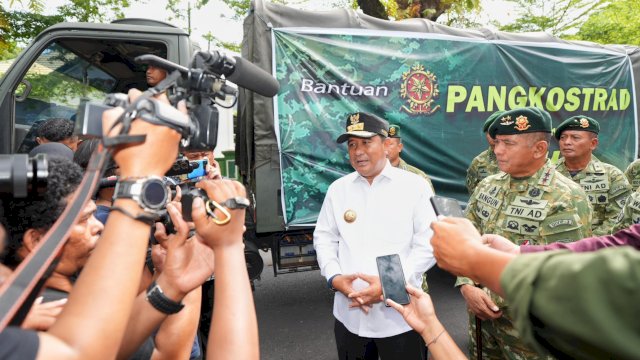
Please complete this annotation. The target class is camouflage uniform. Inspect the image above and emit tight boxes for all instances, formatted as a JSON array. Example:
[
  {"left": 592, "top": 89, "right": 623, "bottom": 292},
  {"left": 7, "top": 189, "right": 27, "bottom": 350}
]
[
  {"left": 612, "top": 187, "right": 640, "bottom": 232},
  {"left": 624, "top": 159, "right": 640, "bottom": 191},
  {"left": 556, "top": 156, "right": 630, "bottom": 235},
  {"left": 394, "top": 157, "right": 434, "bottom": 293},
  {"left": 466, "top": 148, "right": 500, "bottom": 195},
  {"left": 457, "top": 159, "right": 593, "bottom": 359}
]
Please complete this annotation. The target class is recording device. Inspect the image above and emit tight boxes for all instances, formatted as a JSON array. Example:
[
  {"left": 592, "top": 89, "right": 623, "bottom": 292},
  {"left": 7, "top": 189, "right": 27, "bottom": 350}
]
[
  {"left": 0, "top": 154, "right": 49, "bottom": 198},
  {"left": 430, "top": 195, "right": 465, "bottom": 217},
  {"left": 178, "top": 159, "right": 208, "bottom": 182},
  {"left": 74, "top": 50, "right": 279, "bottom": 151},
  {"left": 376, "top": 254, "right": 410, "bottom": 307}
]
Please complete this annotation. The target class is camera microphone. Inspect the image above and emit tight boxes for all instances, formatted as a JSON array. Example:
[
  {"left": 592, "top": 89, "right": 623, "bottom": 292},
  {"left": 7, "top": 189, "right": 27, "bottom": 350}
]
[{"left": 198, "top": 51, "right": 280, "bottom": 97}]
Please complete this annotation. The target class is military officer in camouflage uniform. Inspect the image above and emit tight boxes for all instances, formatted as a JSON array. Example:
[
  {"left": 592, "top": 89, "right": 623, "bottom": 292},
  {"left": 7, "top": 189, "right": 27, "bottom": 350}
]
[
  {"left": 466, "top": 111, "right": 503, "bottom": 195},
  {"left": 624, "top": 159, "right": 640, "bottom": 191},
  {"left": 457, "top": 107, "right": 593, "bottom": 359},
  {"left": 554, "top": 116, "right": 631, "bottom": 236},
  {"left": 612, "top": 188, "right": 640, "bottom": 232},
  {"left": 386, "top": 124, "right": 435, "bottom": 193}
]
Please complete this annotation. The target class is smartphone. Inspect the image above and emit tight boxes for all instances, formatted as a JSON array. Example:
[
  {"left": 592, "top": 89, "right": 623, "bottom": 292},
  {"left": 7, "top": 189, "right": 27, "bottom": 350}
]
[
  {"left": 430, "top": 195, "right": 464, "bottom": 217},
  {"left": 376, "top": 254, "right": 410, "bottom": 307}
]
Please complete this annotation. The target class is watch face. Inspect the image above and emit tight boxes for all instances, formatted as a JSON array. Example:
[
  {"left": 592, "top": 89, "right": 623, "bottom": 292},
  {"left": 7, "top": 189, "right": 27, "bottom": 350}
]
[{"left": 142, "top": 180, "right": 168, "bottom": 209}]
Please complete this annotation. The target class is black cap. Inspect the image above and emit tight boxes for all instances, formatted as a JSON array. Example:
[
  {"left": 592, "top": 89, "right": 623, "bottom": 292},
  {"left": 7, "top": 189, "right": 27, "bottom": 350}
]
[
  {"left": 336, "top": 112, "right": 389, "bottom": 143},
  {"left": 553, "top": 115, "right": 600, "bottom": 140}
]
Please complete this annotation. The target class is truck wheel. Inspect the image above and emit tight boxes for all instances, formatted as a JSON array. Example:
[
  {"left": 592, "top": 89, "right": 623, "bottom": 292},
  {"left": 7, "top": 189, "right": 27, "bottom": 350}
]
[{"left": 244, "top": 240, "right": 264, "bottom": 281}]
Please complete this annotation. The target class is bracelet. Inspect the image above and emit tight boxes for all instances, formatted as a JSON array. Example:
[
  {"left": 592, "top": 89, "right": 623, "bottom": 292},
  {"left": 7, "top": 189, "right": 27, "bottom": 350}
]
[
  {"left": 426, "top": 328, "right": 446, "bottom": 347},
  {"left": 110, "top": 205, "right": 157, "bottom": 226}
]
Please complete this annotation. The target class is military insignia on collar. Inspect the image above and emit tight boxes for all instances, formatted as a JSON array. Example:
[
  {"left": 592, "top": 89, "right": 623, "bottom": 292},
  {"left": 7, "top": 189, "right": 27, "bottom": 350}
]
[
  {"left": 389, "top": 127, "right": 396, "bottom": 136},
  {"left": 579, "top": 118, "right": 589, "bottom": 128},
  {"left": 350, "top": 113, "right": 360, "bottom": 125},
  {"left": 529, "top": 188, "right": 541, "bottom": 197},
  {"left": 500, "top": 115, "right": 513, "bottom": 126},
  {"left": 514, "top": 115, "right": 531, "bottom": 131}
]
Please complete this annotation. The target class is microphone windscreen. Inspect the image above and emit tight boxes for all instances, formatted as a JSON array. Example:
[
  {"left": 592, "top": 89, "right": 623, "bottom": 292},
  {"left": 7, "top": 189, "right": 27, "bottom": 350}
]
[{"left": 227, "top": 57, "right": 280, "bottom": 97}]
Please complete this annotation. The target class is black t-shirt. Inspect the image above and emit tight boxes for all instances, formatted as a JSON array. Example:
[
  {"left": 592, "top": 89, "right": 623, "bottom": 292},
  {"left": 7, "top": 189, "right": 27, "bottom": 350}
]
[{"left": 0, "top": 327, "right": 39, "bottom": 360}]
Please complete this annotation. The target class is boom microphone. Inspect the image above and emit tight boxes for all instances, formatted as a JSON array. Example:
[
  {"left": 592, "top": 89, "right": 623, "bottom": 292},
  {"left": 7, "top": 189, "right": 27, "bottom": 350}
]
[{"left": 198, "top": 51, "right": 280, "bottom": 97}]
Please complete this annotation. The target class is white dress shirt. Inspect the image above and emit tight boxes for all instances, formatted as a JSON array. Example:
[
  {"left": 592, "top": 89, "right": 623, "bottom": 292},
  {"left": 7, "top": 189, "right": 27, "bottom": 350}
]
[{"left": 313, "top": 160, "right": 437, "bottom": 338}]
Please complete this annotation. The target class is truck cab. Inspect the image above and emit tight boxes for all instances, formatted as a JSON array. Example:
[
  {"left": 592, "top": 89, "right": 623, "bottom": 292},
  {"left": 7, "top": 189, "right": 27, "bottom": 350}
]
[{"left": 0, "top": 19, "right": 195, "bottom": 154}]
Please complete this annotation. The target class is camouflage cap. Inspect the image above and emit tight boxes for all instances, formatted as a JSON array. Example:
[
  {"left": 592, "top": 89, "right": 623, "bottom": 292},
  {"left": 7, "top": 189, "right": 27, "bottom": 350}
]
[
  {"left": 336, "top": 112, "right": 389, "bottom": 143},
  {"left": 488, "top": 107, "right": 552, "bottom": 138},
  {"left": 553, "top": 115, "right": 600, "bottom": 140},
  {"left": 388, "top": 124, "right": 401, "bottom": 138},
  {"left": 482, "top": 110, "right": 505, "bottom": 133}
]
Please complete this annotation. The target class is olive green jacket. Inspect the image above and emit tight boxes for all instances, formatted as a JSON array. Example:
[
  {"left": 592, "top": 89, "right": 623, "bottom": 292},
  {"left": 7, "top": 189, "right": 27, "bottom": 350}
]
[{"left": 503, "top": 247, "right": 640, "bottom": 359}]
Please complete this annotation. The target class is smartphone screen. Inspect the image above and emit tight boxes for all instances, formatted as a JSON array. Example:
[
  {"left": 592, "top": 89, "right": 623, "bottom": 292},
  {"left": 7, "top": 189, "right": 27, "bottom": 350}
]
[
  {"left": 376, "top": 254, "right": 410, "bottom": 307},
  {"left": 430, "top": 195, "right": 464, "bottom": 217}
]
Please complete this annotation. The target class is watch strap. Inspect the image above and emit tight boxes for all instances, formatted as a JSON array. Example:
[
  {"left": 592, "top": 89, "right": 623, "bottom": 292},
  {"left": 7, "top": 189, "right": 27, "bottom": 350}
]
[
  {"left": 146, "top": 280, "right": 184, "bottom": 314},
  {"left": 327, "top": 274, "right": 341, "bottom": 292}
]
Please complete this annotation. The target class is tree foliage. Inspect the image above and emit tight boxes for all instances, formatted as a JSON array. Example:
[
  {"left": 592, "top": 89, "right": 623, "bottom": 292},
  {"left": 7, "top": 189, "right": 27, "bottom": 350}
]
[
  {"left": 498, "top": 0, "right": 606, "bottom": 36},
  {"left": 57, "top": 0, "right": 131, "bottom": 22},
  {"left": 572, "top": 0, "right": 640, "bottom": 46},
  {"left": 356, "top": 0, "right": 481, "bottom": 24},
  {"left": 1, "top": 0, "right": 133, "bottom": 59}
]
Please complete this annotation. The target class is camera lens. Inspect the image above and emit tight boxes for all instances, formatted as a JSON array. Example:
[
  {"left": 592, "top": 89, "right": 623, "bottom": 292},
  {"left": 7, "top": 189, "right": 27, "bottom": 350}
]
[{"left": 0, "top": 154, "right": 49, "bottom": 198}]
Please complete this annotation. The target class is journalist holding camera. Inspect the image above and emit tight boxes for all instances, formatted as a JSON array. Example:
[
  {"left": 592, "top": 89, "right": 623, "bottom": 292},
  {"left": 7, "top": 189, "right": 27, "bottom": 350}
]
[{"left": 0, "top": 88, "right": 259, "bottom": 360}]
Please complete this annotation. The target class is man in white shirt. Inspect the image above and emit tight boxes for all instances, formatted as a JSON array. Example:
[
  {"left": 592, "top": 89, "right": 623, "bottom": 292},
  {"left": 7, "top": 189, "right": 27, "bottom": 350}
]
[{"left": 314, "top": 112, "right": 437, "bottom": 360}]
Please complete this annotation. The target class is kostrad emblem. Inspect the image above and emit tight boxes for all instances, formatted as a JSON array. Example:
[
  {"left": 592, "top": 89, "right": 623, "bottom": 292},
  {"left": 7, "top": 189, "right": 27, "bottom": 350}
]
[{"left": 400, "top": 63, "right": 440, "bottom": 115}]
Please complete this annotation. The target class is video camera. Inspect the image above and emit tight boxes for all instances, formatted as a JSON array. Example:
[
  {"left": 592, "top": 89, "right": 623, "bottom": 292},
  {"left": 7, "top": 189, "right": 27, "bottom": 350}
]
[
  {"left": 75, "top": 50, "right": 279, "bottom": 151},
  {"left": 0, "top": 154, "right": 49, "bottom": 198}
]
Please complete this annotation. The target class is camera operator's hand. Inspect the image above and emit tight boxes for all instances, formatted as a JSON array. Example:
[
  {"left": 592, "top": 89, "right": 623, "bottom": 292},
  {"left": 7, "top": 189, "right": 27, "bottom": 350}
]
[
  {"left": 206, "top": 159, "right": 222, "bottom": 180},
  {"left": 192, "top": 179, "right": 247, "bottom": 249},
  {"left": 153, "top": 203, "right": 215, "bottom": 300},
  {"left": 102, "top": 89, "right": 185, "bottom": 177}
]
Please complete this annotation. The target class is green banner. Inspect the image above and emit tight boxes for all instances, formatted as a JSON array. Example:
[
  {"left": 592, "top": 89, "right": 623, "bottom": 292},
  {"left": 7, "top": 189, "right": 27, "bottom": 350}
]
[{"left": 273, "top": 28, "right": 637, "bottom": 227}]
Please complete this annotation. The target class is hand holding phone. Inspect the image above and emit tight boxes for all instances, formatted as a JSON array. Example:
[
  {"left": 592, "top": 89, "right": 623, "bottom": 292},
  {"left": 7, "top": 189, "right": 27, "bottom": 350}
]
[
  {"left": 430, "top": 195, "right": 464, "bottom": 217},
  {"left": 376, "top": 254, "right": 410, "bottom": 307}
]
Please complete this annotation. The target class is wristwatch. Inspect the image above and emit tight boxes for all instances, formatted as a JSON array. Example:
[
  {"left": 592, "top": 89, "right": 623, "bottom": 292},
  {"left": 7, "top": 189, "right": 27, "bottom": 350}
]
[
  {"left": 146, "top": 280, "right": 184, "bottom": 314},
  {"left": 113, "top": 176, "right": 169, "bottom": 215}
]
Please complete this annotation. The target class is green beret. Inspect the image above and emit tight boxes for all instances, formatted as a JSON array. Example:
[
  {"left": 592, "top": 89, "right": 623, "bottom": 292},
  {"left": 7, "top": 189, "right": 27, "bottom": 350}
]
[
  {"left": 553, "top": 115, "right": 600, "bottom": 140},
  {"left": 388, "top": 125, "right": 401, "bottom": 138},
  {"left": 336, "top": 112, "right": 389, "bottom": 143},
  {"left": 482, "top": 111, "right": 505, "bottom": 133},
  {"left": 488, "top": 107, "right": 552, "bottom": 138}
]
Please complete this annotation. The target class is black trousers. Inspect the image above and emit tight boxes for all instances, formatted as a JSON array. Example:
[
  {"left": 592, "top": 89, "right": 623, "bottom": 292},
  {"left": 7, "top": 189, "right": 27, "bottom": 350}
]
[{"left": 334, "top": 319, "right": 427, "bottom": 360}]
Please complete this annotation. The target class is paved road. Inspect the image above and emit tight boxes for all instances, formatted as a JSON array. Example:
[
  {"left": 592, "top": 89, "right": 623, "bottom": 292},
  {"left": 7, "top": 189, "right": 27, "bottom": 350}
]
[{"left": 253, "top": 263, "right": 469, "bottom": 360}]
